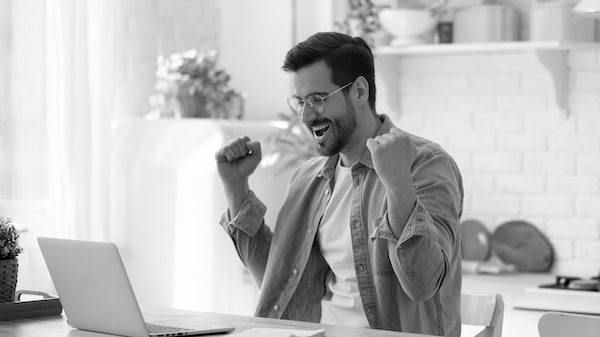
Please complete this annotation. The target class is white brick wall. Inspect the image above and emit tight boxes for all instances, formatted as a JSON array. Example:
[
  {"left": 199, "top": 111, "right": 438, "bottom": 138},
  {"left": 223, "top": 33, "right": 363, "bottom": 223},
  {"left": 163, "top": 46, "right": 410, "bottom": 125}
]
[
  {"left": 547, "top": 218, "right": 599, "bottom": 239},
  {"left": 390, "top": 49, "right": 600, "bottom": 276}
]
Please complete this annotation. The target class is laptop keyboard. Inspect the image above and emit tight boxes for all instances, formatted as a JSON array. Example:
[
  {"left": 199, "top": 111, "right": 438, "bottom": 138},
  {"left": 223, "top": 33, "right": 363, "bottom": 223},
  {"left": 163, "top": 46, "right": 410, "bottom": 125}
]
[{"left": 146, "top": 322, "right": 194, "bottom": 334}]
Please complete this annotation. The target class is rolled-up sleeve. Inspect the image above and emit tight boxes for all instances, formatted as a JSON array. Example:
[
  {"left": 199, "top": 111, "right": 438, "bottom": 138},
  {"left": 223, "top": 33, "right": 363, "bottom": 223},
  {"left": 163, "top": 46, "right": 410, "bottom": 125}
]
[
  {"left": 220, "top": 190, "right": 268, "bottom": 237},
  {"left": 219, "top": 190, "right": 273, "bottom": 287}
]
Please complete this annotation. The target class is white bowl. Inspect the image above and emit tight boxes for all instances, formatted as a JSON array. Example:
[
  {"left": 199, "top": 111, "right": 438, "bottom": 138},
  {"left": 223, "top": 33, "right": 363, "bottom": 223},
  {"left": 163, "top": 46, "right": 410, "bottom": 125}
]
[{"left": 379, "top": 8, "right": 438, "bottom": 46}]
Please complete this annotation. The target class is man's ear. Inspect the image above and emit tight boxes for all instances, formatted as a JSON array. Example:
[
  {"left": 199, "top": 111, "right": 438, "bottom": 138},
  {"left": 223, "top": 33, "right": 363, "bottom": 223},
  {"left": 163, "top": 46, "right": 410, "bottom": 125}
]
[{"left": 354, "top": 76, "right": 369, "bottom": 105}]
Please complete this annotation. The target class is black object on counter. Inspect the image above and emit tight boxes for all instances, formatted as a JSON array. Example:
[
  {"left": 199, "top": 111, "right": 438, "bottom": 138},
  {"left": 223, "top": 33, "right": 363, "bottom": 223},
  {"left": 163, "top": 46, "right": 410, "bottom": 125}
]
[
  {"left": 437, "top": 21, "right": 453, "bottom": 43},
  {"left": 539, "top": 275, "right": 600, "bottom": 292},
  {"left": 436, "top": 10, "right": 453, "bottom": 44}
]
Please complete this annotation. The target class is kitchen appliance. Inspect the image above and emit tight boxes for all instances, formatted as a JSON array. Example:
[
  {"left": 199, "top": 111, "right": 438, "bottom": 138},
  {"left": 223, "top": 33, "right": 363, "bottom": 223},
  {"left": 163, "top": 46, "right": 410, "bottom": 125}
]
[
  {"left": 539, "top": 275, "right": 600, "bottom": 292},
  {"left": 453, "top": 5, "right": 518, "bottom": 43},
  {"left": 530, "top": 1, "right": 596, "bottom": 42}
]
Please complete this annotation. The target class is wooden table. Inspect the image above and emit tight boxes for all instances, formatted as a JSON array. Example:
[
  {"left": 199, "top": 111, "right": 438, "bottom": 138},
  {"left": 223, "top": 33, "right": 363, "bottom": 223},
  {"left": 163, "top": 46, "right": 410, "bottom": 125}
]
[{"left": 0, "top": 305, "right": 439, "bottom": 337}]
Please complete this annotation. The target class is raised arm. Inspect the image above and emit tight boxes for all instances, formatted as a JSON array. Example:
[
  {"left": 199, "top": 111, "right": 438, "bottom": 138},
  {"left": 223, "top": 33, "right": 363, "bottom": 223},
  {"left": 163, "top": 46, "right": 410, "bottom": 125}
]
[
  {"left": 215, "top": 136, "right": 262, "bottom": 217},
  {"left": 367, "top": 127, "right": 463, "bottom": 301},
  {"left": 216, "top": 136, "right": 272, "bottom": 286}
]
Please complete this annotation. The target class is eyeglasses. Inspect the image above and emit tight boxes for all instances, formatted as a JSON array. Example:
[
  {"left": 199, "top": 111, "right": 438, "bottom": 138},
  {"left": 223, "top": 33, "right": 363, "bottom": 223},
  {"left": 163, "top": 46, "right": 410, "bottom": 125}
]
[{"left": 286, "top": 81, "right": 353, "bottom": 116}]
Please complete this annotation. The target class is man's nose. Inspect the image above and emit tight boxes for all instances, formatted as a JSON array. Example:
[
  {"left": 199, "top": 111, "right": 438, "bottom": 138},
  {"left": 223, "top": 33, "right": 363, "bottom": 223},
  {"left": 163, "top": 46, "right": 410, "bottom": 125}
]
[{"left": 300, "top": 104, "right": 317, "bottom": 124}]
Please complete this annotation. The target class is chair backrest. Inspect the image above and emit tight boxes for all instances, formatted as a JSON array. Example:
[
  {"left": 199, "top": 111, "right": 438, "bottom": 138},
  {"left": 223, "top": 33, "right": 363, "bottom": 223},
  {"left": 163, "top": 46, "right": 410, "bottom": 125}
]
[
  {"left": 461, "top": 292, "right": 504, "bottom": 337},
  {"left": 538, "top": 311, "right": 600, "bottom": 337}
]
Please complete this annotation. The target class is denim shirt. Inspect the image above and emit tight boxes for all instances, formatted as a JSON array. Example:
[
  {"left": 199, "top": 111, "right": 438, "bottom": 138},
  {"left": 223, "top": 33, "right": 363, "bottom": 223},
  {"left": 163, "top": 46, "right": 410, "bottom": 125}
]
[{"left": 220, "top": 115, "right": 464, "bottom": 337}]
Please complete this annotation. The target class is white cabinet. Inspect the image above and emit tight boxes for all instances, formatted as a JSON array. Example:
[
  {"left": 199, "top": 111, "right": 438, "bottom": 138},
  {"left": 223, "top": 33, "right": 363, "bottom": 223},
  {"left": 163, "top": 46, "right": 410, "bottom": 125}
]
[{"left": 110, "top": 119, "right": 295, "bottom": 315}]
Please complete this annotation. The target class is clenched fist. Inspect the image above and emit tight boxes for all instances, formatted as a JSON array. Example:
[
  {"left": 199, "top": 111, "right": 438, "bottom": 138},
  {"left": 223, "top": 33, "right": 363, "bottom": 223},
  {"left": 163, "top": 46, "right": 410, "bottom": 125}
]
[
  {"left": 215, "top": 136, "right": 262, "bottom": 186},
  {"left": 366, "top": 127, "right": 416, "bottom": 190}
]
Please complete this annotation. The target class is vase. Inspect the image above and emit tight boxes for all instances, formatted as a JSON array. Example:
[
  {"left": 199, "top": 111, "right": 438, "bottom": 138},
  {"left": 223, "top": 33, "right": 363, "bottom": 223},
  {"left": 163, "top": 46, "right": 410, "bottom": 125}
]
[
  {"left": 0, "top": 258, "right": 18, "bottom": 303},
  {"left": 176, "top": 93, "right": 210, "bottom": 118}
]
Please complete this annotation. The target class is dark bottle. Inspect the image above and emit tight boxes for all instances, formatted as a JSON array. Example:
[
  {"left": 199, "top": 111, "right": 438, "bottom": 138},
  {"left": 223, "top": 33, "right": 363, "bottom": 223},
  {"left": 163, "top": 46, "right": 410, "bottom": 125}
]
[{"left": 437, "top": 10, "right": 453, "bottom": 43}]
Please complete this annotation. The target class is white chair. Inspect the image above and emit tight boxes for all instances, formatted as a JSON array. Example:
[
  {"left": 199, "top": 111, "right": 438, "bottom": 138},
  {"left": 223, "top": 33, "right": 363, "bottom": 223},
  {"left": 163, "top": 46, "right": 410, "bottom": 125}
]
[
  {"left": 538, "top": 311, "right": 600, "bottom": 337},
  {"left": 461, "top": 292, "right": 504, "bottom": 337}
]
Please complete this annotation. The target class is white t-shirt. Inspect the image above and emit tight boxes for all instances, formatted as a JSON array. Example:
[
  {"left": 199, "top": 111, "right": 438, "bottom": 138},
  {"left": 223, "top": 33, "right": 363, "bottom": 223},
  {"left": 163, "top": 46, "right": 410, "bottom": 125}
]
[{"left": 318, "top": 161, "right": 369, "bottom": 328}]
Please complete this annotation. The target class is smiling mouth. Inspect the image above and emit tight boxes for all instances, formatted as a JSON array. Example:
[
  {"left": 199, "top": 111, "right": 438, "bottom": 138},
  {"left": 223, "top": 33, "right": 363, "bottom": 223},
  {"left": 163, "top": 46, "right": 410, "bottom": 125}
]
[{"left": 311, "top": 122, "right": 331, "bottom": 138}]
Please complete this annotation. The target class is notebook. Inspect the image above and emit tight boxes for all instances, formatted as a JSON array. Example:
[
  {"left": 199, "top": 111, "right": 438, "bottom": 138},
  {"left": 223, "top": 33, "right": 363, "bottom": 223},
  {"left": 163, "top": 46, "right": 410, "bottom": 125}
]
[{"left": 37, "top": 237, "right": 235, "bottom": 337}]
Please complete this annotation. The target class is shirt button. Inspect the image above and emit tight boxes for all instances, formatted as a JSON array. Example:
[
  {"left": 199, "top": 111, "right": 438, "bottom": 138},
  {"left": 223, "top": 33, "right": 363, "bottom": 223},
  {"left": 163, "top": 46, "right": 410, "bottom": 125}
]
[
  {"left": 325, "top": 189, "right": 330, "bottom": 195},
  {"left": 354, "top": 221, "right": 360, "bottom": 228},
  {"left": 308, "top": 229, "right": 312, "bottom": 235},
  {"left": 293, "top": 269, "right": 298, "bottom": 275},
  {"left": 273, "top": 305, "right": 279, "bottom": 311}
]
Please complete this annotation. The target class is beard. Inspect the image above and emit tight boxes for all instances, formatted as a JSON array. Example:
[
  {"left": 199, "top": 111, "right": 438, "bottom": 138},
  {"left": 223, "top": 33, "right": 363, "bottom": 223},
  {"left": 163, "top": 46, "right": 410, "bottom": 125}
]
[{"left": 310, "top": 100, "right": 357, "bottom": 157}]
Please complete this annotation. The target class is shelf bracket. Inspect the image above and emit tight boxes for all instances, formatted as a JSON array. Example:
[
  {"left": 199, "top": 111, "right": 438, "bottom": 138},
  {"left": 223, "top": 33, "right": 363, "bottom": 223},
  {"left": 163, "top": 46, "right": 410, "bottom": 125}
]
[{"left": 535, "top": 50, "right": 569, "bottom": 118}]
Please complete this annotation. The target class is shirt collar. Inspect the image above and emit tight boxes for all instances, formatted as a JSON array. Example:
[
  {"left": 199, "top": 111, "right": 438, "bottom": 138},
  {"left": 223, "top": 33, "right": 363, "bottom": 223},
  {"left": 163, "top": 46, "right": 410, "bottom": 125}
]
[{"left": 319, "top": 114, "right": 396, "bottom": 179}]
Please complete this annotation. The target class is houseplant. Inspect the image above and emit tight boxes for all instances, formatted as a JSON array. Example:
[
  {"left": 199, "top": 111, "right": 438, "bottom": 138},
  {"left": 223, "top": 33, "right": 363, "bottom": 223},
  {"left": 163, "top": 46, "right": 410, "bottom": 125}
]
[
  {"left": 148, "top": 49, "right": 245, "bottom": 119},
  {"left": 335, "top": 0, "right": 384, "bottom": 47},
  {"left": 0, "top": 216, "right": 23, "bottom": 303}
]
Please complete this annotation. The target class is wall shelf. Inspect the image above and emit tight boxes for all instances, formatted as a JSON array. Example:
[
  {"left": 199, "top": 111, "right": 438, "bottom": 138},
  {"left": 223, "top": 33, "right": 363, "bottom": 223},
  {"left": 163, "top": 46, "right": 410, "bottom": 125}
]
[
  {"left": 374, "top": 41, "right": 600, "bottom": 118},
  {"left": 373, "top": 41, "right": 600, "bottom": 56}
]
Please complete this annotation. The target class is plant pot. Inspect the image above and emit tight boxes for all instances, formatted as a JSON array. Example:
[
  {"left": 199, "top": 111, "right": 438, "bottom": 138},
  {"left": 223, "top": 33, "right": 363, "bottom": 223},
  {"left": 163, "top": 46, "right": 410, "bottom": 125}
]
[
  {"left": 0, "top": 259, "right": 18, "bottom": 303},
  {"left": 176, "top": 94, "right": 210, "bottom": 118}
]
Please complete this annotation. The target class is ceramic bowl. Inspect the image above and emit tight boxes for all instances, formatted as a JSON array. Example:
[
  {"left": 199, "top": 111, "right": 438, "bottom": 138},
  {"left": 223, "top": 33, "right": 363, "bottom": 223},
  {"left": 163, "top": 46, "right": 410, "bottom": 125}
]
[{"left": 379, "top": 8, "right": 438, "bottom": 47}]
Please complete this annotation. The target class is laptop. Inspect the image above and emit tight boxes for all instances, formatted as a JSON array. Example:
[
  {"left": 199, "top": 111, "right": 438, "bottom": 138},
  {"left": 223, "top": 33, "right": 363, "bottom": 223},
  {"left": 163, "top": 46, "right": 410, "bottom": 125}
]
[{"left": 37, "top": 237, "right": 235, "bottom": 337}]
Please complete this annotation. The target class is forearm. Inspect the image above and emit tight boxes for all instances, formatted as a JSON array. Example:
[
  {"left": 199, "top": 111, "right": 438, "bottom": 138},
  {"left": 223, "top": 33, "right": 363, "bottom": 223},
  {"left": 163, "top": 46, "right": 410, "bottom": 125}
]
[
  {"left": 384, "top": 175, "right": 416, "bottom": 238},
  {"left": 223, "top": 180, "right": 250, "bottom": 218}
]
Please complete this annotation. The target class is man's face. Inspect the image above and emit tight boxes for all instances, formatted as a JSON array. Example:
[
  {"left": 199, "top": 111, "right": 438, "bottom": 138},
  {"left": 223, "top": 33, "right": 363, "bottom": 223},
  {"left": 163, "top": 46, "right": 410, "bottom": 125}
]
[{"left": 291, "top": 61, "right": 356, "bottom": 157}]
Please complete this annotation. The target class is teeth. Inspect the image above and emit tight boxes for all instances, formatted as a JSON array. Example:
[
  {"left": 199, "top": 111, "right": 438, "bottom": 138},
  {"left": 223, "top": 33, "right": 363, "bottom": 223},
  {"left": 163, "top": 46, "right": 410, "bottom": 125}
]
[{"left": 312, "top": 123, "right": 330, "bottom": 132}]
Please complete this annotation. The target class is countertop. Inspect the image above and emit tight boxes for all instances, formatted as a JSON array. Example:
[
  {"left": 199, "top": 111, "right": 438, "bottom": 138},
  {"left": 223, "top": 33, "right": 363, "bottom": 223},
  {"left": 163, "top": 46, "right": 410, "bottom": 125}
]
[{"left": 462, "top": 273, "right": 600, "bottom": 337}]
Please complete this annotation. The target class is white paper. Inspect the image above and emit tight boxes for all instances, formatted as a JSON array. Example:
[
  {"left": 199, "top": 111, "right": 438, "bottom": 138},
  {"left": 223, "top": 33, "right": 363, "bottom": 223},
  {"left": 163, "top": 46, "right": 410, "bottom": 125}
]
[
  {"left": 232, "top": 327, "right": 326, "bottom": 337},
  {"left": 461, "top": 324, "right": 486, "bottom": 337}
]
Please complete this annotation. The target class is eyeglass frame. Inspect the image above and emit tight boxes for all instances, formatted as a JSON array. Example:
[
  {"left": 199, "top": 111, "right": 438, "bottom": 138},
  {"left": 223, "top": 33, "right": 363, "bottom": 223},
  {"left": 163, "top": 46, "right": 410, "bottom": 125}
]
[{"left": 286, "top": 81, "right": 354, "bottom": 116}]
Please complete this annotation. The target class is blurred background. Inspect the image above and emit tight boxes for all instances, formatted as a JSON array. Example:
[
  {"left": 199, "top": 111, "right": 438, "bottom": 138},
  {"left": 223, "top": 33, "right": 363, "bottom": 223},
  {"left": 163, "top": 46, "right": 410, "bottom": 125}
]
[{"left": 0, "top": 0, "right": 599, "bottom": 319}]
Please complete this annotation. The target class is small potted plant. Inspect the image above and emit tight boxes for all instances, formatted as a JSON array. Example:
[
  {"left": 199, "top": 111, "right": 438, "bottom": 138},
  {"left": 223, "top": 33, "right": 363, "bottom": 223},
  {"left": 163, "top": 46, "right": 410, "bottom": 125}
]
[
  {"left": 148, "top": 49, "right": 245, "bottom": 119},
  {"left": 0, "top": 216, "right": 23, "bottom": 303},
  {"left": 335, "top": 0, "right": 385, "bottom": 47}
]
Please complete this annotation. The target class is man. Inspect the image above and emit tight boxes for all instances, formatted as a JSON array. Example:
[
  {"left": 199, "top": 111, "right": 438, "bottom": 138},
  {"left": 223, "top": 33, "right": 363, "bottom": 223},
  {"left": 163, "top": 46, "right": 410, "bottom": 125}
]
[{"left": 215, "top": 32, "right": 463, "bottom": 336}]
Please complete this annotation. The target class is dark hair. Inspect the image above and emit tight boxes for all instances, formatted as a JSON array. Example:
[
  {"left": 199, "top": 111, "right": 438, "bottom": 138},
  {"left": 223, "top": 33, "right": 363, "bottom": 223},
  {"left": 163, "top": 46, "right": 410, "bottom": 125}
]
[{"left": 282, "top": 32, "right": 376, "bottom": 112}]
